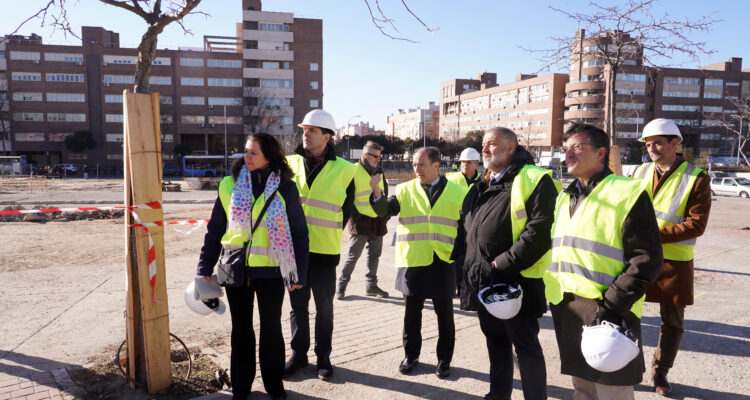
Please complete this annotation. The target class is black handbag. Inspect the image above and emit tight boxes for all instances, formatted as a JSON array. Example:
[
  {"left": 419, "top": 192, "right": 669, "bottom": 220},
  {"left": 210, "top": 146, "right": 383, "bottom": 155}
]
[{"left": 216, "top": 189, "right": 278, "bottom": 287}]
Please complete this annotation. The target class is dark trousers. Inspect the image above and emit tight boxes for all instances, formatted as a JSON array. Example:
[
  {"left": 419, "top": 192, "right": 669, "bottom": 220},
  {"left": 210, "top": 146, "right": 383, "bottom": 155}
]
[
  {"left": 652, "top": 304, "right": 686, "bottom": 374},
  {"left": 289, "top": 262, "right": 336, "bottom": 361},
  {"left": 402, "top": 295, "right": 455, "bottom": 363},
  {"left": 339, "top": 234, "right": 383, "bottom": 288},
  {"left": 478, "top": 305, "right": 547, "bottom": 400},
  {"left": 225, "top": 278, "right": 285, "bottom": 398}
]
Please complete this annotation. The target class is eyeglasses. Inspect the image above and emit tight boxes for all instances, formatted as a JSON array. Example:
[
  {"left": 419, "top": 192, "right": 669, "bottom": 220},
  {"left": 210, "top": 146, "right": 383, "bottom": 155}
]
[
  {"left": 367, "top": 153, "right": 381, "bottom": 159},
  {"left": 561, "top": 142, "right": 593, "bottom": 153}
]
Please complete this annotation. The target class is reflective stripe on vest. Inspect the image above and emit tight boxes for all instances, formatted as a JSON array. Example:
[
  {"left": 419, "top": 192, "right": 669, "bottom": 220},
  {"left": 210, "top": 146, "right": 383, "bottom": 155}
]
[
  {"left": 287, "top": 154, "right": 356, "bottom": 254},
  {"left": 395, "top": 178, "right": 465, "bottom": 268},
  {"left": 509, "top": 165, "right": 562, "bottom": 278},
  {"left": 543, "top": 174, "right": 647, "bottom": 318},
  {"left": 353, "top": 163, "right": 378, "bottom": 217},
  {"left": 634, "top": 161, "right": 703, "bottom": 261},
  {"left": 218, "top": 176, "right": 286, "bottom": 267}
]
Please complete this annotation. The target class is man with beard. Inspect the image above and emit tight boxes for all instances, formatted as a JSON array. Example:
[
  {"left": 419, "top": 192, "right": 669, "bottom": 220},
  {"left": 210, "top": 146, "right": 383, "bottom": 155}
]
[
  {"left": 453, "top": 127, "right": 558, "bottom": 400},
  {"left": 337, "top": 140, "right": 391, "bottom": 300}
]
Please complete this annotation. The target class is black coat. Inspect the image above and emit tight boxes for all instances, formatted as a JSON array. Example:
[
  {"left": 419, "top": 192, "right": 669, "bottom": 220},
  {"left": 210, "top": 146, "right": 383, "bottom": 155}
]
[
  {"left": 454, "top": 147, "right": 557, "bottom": 316},
  {"left": 349, "top": 161, "right": 389, "bottom": 237}
]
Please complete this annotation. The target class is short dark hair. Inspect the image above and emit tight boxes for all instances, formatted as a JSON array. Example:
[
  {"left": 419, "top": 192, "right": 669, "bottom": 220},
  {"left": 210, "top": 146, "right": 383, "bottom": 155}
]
[
  {"left": 232, "top": 132, "right": 294, "bottom": 182},
  {"left": 563, "top": 123, "right": 610, "bottom": 166},
  {"left": 414, "top": 146, "right": 441, "bottom": 164},
  {"left": 657, "top": 135, "right": 681, "bottom": 143}
]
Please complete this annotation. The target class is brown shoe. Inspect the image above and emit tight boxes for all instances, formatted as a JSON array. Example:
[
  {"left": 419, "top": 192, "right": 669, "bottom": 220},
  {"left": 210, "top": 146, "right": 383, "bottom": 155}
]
[{"left": 652, "top": 371, "right": 673, "bottom": 396}]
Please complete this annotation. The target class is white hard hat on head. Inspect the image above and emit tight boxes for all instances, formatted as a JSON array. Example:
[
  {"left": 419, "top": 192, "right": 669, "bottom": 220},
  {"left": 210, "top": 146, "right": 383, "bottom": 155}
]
[
  {"left": 298, "top": 109, "right": 336, "bottom": 133},
  {"left": 581, "top": 320, "right": 640, "bottom": 372},
  {"left": 640, "top": 118, "right": 682, "bottom": 143},
  {"left": 459, "top": 147, "right": 481, "bottom": 161}
]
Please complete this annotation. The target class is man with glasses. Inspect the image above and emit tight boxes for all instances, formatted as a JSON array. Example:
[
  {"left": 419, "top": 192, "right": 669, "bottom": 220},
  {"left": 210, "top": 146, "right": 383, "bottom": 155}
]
[
  {"left": 544, "top": 123, "right": 663, "bottom": 399},
  {"left": 337, "top": 141, "right": 391, "bottom": 299}
]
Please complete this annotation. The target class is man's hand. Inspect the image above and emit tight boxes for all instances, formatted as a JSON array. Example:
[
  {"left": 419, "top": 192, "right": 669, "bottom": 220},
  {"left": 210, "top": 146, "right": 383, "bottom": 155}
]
[
  {"left": 289, "top": 284, "right": 303, "bottom": 292},
  {"left": 370, "top": 173, "right": 382, "bottom": 198}
]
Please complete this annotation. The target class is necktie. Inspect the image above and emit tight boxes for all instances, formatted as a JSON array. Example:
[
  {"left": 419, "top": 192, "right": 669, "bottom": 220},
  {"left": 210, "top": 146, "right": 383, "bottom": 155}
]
[{"left": 422, "top": 183, "right": 432, "bottom": 197}]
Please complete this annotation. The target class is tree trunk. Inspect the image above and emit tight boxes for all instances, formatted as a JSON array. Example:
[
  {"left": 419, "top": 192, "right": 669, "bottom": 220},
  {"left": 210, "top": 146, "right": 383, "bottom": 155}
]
[{"left": 134, "top": 26, "right": 160, "bottom": 94}]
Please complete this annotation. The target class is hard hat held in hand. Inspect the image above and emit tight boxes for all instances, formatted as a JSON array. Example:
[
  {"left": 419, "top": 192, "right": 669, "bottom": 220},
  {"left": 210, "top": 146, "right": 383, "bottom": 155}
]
[
  {"left": 581, "top": 320, "right": 639, "bottom": 372},
  {"left": 184, "top": 280, "right": 226, "bottom": 316},
  {"left": 459, "top": 147, "right": 481, "bottom": 161},
  {"left": 298, "top": 109, "right": 336, "bottom": 132},
  {"left": 639, "top": 118, "right": 683, "bottom": 143},
  {"left": 477, "top": 283, "right": 523, "bottom": 319}
]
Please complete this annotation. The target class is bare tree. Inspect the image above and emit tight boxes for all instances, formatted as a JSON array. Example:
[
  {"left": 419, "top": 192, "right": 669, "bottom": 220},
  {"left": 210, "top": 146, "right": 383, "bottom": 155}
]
[
  {"left": 0, "top": 79, "right": 10, "bottom": 155},
  {"left": 702, "top": 96, "right": 750, "bottom": 165},
  {"left": 8, "top": 0, "right": 204, "bottom": 93},
  {"left": 362, "top": 0, "right": 438, "bottom": 43},
  {"left": 522, "top": 0, "right": 719, "bottom": 141}
]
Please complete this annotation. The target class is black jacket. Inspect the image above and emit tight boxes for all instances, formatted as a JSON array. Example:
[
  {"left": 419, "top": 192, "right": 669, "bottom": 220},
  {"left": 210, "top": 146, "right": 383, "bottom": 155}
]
[
  {"left": 454, "top": 147, "right": 557, "bottom": 315},
  {"left": 349, "top": 160, "right": 389, "bottom": 237},
  {"left": 197, "top": 167, "right": 309, "bottom": 284}
]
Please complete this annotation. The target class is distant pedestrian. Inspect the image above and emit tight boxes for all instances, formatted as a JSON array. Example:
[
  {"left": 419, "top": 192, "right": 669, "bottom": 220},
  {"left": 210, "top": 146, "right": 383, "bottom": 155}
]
[
  {"left": 633, "top": 119, "right": 712, "bottom": 396},
  {"left": 337, "top": 141, "right": 390, "bottom": 300}
]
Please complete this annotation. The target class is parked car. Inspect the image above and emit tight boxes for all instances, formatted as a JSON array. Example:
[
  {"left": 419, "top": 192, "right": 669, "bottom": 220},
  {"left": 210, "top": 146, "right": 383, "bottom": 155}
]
[
  {"left": 55, "top": 163, "right": 78, "bottom": 174},
  {"left": 710, "top": 177, "right": 750, "bottom": 198},
  {"left": 162, "top": 164, "right": 183, "bottom": 177}
]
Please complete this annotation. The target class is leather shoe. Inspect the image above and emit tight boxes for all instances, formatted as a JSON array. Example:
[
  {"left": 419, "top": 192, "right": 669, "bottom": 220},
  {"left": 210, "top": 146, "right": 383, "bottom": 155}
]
[
  {"left": 398, "top": 357, "right": 418, "bottom": 374},
  {"left": 317, "top": 358, "right": 333, "bottom": 381},
  {"left": 652, "top": 371, "right": 673, "bottom": 396},
  {"left": 283, "top": 354, "right": 308, "bottom": 378},
  {"left": 435, "top": 361, "right": 450, "bottom": 379}
]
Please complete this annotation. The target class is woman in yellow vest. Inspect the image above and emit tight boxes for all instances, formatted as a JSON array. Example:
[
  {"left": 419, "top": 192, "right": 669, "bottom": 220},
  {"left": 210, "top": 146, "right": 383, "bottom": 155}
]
[{"left": 196, "top": 133, "right": 309, "bottom": 400}]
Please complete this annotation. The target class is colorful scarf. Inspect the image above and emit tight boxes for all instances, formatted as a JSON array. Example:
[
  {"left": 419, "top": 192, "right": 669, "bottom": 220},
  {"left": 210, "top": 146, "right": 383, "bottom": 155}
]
[{"left": 229, "top": 165, "right": 298, "bottom": 288}]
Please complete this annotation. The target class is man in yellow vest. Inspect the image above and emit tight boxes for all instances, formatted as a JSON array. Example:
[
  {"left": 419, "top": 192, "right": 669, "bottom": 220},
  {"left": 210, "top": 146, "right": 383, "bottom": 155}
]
[
  {"left": 634, "top": 119, "right": 711, "bottom": 396},
  {"left": 284, "top": 109, "right": 377, "bottom": 381},
  {"left": 453, "top": 127, "right": 558, "bottom": 400},
  {"left": 370, "top": 147, "right": 464, "bottom": 379},
  {"left": 544, "top": 123, "right": 663, "bottom": 399}
]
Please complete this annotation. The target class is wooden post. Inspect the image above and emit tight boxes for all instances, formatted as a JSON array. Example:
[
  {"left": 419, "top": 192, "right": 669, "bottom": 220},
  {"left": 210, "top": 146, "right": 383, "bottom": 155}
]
[
  {"left": 123, "top": 90, "right": 171, "bottom": 393},
  {"left": 609, "top": 145, "right": 623, "bottom": 176}
]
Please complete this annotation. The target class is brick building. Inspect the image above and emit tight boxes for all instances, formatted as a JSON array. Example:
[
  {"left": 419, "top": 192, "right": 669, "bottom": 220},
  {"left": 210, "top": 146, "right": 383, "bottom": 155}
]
[{"left": 385, "top": 101, "right": 440, "bottom": 141}]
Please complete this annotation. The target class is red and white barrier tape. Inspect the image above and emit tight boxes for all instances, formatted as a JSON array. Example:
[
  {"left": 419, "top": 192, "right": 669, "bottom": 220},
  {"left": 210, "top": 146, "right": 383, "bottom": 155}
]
[{"left": 0, "top": 201, "right": 162, "bottom": 215}]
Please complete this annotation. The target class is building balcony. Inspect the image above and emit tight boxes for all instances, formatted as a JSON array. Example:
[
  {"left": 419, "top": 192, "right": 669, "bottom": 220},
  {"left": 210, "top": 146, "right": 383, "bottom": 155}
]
[
  {"left": 581, "top": 66, "right": 604, "bottom": 76},
  {"left": 564, "top": 94, "right": 605, "bottom": 107},
  {"left": 243, "top": 68, "right": 293, "bottom": 80},
  {"left": 565, "top": 80, "right": 605, "bottom": 92},
  {"left": 243, "top": 48, "right": 294, "bottom": 62},
  {"left": 242, "top": 29, "right": 293, "bottom": 43},
  {"left": 243, "top": 10, "right": 294, "bottom": 24},
  {"left": 564, "top": 109, "right": 604, "bottom": 120}
]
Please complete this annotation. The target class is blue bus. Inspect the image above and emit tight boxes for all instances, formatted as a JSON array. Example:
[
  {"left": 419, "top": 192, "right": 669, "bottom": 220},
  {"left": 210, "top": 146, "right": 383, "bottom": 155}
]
[{"left": 182, "top": 154, "right": 243, "bottom": 177}]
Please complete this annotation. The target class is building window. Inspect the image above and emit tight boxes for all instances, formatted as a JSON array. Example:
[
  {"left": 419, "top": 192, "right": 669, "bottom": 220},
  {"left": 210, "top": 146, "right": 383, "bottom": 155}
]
[
  {"left": 310, "top": 63, "right": 319, "bottom": 71},
  {"left": 704, "top": 92, "right": 723, "bottom": 99},
  {"left": 207, "top": 78, "right": 242, "bottom": 87},
  {"left": 11, "top": 72, "right": 42, "bottom": 81},
  {"left": 263, "top": 61, "right": 280, "bottom": 69},
  {"left": 259, "top": 23, "right": 289, "bottom": 32},
  {"left": 13, "top": 112, "right": 44, "bottom": 121},
  {"left": 160, "top": 96, "right": 173, "bottom": 105},
  {"left": 12, "top": 92, "right": 43, "bottom": 101},
  {"left": 181, "top": 115, "right": 206, "bottom": 124},
  {"left": 46, "top": 73, "right": 84, "bottom": 83},
  {"left": 662, "top": 104, "right": 699, "bottom": 112},
  {"left": 662, "top": 90, "right": 699, "bottom": 98},
  {"left": 10, "top": 51, "right": 41, "bottom": 61},
  {"left": 106, "top": 134, "right": 124, "bottom": 142},
  {"left": 702, "top": 106, "right": 723, "bottom": 113},
  {"left": 47, "top": 113, "right": 86, "bottom": 122},
  {"left": 149, "top": 76, "right": 171, "bottom": 85},
  {"left": 310, "top": 81, "right": 319, "bottom": 90},
  {"left": 160, "top": 115, "right": 173, "bottom": 123},
  {"left": 207, "top": 59, "right": 242, "bottom": 68},
  {"left": 180, "top": 58, "right": 204, "bottom": 67},
  {"left": 181, "top": 77, "right": 205, "bottom": 86},
  {"left": 208, "top": 116, "right": 242, "bottom": 124},
  {"left": 103, "top": 75, "right": 134, "bottom": 84},
  {"left": 259, "top": 98, "right": 291, "bottom": 107},
  {"left": 704, "top": 79, "right": 723, "bottom": 87},
  {"left": 105, "top": 114, "right": 124, "bottom": 123},
  {"left": 616, "top": 73, "right": 647, "bottom": 82},
  {"left": 15, "top": 133, "right": 45, "bottom": 141},
  {"left": 47, "top": 93, "right": 85, "bottom": 102},
  {"left": 310, "top": 99, "right": 319, "bottom": 108},
  {"left": 48, "top": 133, "right": 73, "bottom": 142},
  {"left": 45, "top": 53, "right": 83, "bottom": 63},
  {"left": 107, "top": 154, "right": 123, "bottom": 160},
  {"left": 105, "top": 94, "right": 123, "bottom": 103},
  {"left": 618, "top": 103, "right": 646, "bottom": 110},
  {"left": 664, "top": 77, "right": 700, "bottom": 85},
  {"left": 103, "top": 55, "right": 137, "bottom": 64},
  {"left": 260, "top": 79, "right": 293, "bottom": 88},
  {"left": 181, "top": 96, "right": 205, "bottom": 105},
  {"left": 208, "top": 97, "right": 243, "bottom": 106}
]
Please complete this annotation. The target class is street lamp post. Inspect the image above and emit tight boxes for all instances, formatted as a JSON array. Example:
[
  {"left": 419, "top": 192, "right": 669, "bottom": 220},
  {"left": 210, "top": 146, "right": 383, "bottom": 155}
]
[
  {"left": 731, "top": 114, "right": 743, "bottom": 165},
  {"left": 347, "top": 115, "right": 361, "bottom": 160},
  {"left": 223, "top": 104, "right": 228, "bottom": 173}
]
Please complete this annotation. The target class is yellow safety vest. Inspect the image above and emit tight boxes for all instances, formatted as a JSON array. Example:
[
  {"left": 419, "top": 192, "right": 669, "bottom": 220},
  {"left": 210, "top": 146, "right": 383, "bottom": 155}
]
[
  {"left": 634, "top": 161, "right": 703, "bottom": 261},
  {"left": 446, "top": 171, "right": 478, "bottom": 192},
  {"left": 353, "top": 163, "right": 380, "bottom": 217},
  {"left": 544, "top": 174, "right": 648, "bottom": 317},
  {"left": 287, "top": 154, "right": 369, "bottom": 255},
  {"left": 395, "top": 178, "right": 465, "bottom": 268},
  {"left": 218, "top": 176, "right": 286, "bottom": 267},
  {"left": 510, "top": 165, "right": 562, "bottom": 278}
]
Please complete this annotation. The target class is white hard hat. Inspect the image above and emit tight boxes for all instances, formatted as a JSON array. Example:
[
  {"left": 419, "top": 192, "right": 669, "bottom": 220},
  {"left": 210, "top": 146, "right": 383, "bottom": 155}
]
[
  {"left": 459, "top": 148, "right": 481, "bottom": 161},
  {"left": 581, "top": 320, "right": 639, "bottom": 372},
  {"left": 184, "top": 280, "right": 226, "bottom": 316},
  {"left": 298, "top": 109, "right": 336, "bottom": 133},
  {"left": 640, "top": 118, "right": 683, "bottom": 143},
  {"left": 477, "top": 283, "right": 523, "bottom": 319}
]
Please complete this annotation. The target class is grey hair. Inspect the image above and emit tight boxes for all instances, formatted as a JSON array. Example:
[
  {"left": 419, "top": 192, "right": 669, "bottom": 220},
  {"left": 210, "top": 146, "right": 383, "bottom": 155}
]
[
  {"left": 485, "top": 127, "right": 518, "bottom": 146},
  {"left": 363, "top": 140, "right": 384, "bottom": 152}
]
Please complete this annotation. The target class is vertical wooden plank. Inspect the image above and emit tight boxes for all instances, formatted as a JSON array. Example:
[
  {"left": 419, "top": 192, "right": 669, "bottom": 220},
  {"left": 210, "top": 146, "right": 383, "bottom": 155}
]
[
  {"left": 123, "top": 89, "right": 171, "bottom": 393},
  {"left": 609, "top": 145, "right": 623, "bottom": 176}
]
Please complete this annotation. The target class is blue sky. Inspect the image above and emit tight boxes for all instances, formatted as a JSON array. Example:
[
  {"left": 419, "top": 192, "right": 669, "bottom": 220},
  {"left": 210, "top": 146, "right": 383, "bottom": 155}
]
[{"left": 2, "top": 0, "right": 748, "bottom": 129}]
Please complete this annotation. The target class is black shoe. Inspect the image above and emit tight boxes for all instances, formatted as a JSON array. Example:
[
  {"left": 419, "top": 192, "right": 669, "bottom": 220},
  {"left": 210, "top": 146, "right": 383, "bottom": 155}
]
[
  {"left": 317, "top": 358, "right": 333, "bottom": 381},
  {"left": 268, "top": 390, "right": 287, "bottom": 400},
  {"left": 398, "top": 357, "right": 418, "bottom": 374},
  {"left": 283, "top": 354, "right": 308, "bottom": 378},
  {"left": 366, "top": 286, "right": 389, "bottom": 298},
  {"left": 336, "top": 289, "right": 345, "bottom": 300},
  {"left": 435, "top": 361, "right": 450, "bottom": 378}
]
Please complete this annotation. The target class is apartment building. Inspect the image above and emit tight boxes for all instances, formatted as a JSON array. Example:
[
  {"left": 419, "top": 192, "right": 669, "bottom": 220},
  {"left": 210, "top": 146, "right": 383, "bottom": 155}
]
[
  {"left": 385, "top": 101, "right": 439, "bottom": 141},
  {"left": 337, "top": 121, "right": 384, "bottom": 137},
  {"left": 438, "top": 72, "right": 568, "bottom": 150},
  {"left": 1, "top": 0, "right": 322, "bottom": 171},
  {"left": 566, "top": 29, "right": 750, "bottom": 156}
]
